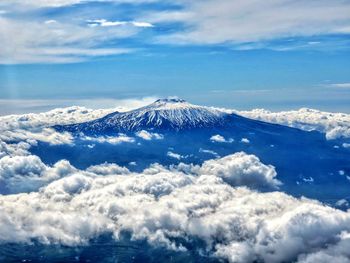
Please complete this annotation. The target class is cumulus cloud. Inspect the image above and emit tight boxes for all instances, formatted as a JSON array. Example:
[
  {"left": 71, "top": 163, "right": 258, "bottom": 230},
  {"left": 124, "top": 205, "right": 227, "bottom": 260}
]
[
  {"left": 87, "top": 163, "right": 130, "bottom": 175},
  {"left": 0, "top": 106, "right": 105, "bottom": 154},
  {"left": 0, "top": 99, "right": 158, "bottom": 159},
  {"left": 82, "top": 134, "right": 135, "bottom": 145},
  {"left": 197, "top": 152, "right": 280, "bottom": 190},
  {"left": 241, "top": 138, "right": 250, "bottom": 144},
  {"left": 0, "top": 151, "right": 279, "bottom": 194},
  {"left": 0, "top": 128, "right": 73, "bottom": 146},
  {"left": 210, "top": 134, "right": 234, "bottom": 143},
  {"left": 0, "top": 157, "right": 350, "bottom": 262},
  {"left": 235, "top": 108, "right": 350, "bottom": 140},
  {"left": 0, "top": 108, "right": 90, "bottom": 158},
  {"left": 0, "top": 101, "right": 349, "bottom": 262},
  {"left": 136, "top": 130, "right": 163, "bottom": 140},
  {"left": 0, "top": 155, "right": 75, "bottom": 194},
  {"left": 167, "top": 151, "right": 182, "bottom": 160}
]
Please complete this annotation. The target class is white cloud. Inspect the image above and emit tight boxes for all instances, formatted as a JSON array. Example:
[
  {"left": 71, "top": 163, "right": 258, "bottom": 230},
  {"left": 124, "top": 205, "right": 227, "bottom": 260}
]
[
  {"left": 343, "top": 143, "right": 350, "bottom": 149},
  {"left": 1, "top": 0, "right": 350, "bottom": 64},
  {"left": 210, "top": 134, "right": 226, "bottom": 142},
  {"left": 198, "top": 152, "right": 280, "bottom": 190},
  {"left": 210, "top": 134, "right": 234, "bottom": 143},
  {"left": 131, "top": 21, "right": 154, "bottom": 28},
  {"left": 82, "top": 134, "right": 135, "bottom": 145},
  {"left": 329, "top": 83, "right": 350, "bottom": 89},
  {"left": 0, "top": 98, "right": 157, "bottom": 160},
  {"left": 149, "top": 0, "right": 350, "bottom": 45},
  {"left": 0, "top": 102, "right": 350, "bottom": 262},
  {"left": 44, "top": 19, "right": 57, "bottom": 24},
  {"left": 241, "top": 138, "right": 250, "bottom": 144},
  {"left": 167, "top": 151, "right": 182, "bottom": 160},
  {"left": 87, "top": 163, "right": 130, "bottom": 175},
  {"left": 235, "top": 108, "right": 350, "bottom": 140},
  {"left": 296, "top": 232, "right": 350, "bottom": 263},
  {"left": 302, "top": 177, "right": 314, "bottom": 183},
  {"left": 0, "top": 106, "right": 103, "bottom": 148},
  {"left": 199, "top": 148, "right": 219, "bottom": 157},
  {"left": 87, "top": 19, "right": 154, "bottom": 28},
  {"left": 336, "top": 199, "right": 349, "bottom": 208},
  {"left": 0, "top": 150, "right": 279, "bottom": 194},
  {"left": 136, "top": 130, "right": 163, "bottom": 140},
  {"left": 0, "top": 155, "right": 75, "bottom": 194},
  {"left": 0, "top": 156, "right": 350, "bottom": 262},
  {"left": 0, "top": 128, "right": 73, "bottom": 146}
]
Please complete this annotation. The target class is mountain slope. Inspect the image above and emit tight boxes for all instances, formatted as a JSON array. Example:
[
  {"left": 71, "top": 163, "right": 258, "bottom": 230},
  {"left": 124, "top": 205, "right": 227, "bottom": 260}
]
[
  {"left": 41, "top": 99, "right": 350, "bottom": 206},
  {"left": 54, "top": 98, "right": 231, "bottom": 134}
]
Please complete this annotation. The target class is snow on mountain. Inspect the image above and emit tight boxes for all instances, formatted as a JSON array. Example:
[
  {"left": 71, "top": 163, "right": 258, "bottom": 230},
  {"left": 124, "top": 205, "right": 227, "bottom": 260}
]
[
  {"left": 55, "top": 98, "right": 229, "bottom": 133},
  {"left": 53, "top": 99, "right": 350, "bottom": 141}
]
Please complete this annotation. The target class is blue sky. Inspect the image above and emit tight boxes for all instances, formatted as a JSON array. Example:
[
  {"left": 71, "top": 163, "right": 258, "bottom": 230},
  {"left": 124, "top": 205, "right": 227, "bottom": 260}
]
[{"left": 0, "top": 0, "right": 350, "bottom": 113}]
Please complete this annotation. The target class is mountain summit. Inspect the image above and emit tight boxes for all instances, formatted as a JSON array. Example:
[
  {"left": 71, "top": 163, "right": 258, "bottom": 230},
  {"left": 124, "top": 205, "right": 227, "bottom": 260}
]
[{"left": 55, "top": 99, "right": 229, "bottom": 134}]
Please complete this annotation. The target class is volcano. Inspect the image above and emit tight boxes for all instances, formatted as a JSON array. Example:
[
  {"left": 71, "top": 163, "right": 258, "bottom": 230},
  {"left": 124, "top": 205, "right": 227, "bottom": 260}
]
[{"left": 32, "top": 99, "right": 350, "bottom": 206}]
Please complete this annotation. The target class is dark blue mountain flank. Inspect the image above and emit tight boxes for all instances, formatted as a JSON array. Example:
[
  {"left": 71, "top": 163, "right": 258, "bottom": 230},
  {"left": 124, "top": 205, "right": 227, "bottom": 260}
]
[
  {"left": 54, "top": 98, "right": 230, "bottom": 133},
  {"left": 31, "top": 99, "right": 350, "bottom": 206}
]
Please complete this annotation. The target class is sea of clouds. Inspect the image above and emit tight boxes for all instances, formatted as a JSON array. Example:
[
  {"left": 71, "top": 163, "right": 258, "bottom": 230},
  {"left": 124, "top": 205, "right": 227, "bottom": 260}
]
[
  {"left": 1, "top": 105, "right": 350, "bottom": 262},
  {"left": 1, "top": 154, "right": 350, "bottom": 263},
  {"left": 234, "top": 108, "right": 350, "bottom": 140}
]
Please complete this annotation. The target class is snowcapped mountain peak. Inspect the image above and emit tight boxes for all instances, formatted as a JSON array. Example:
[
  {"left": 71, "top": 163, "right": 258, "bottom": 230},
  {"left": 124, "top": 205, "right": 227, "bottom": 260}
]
[
  {"left": 144, "top": 98, "right": 196, "bottom": 110},
  {"left": 55, "top": 99, "right": 231, "bottom": 134},
  {"left": 154, "top": 98, "right": 186, "bottom": 104}
]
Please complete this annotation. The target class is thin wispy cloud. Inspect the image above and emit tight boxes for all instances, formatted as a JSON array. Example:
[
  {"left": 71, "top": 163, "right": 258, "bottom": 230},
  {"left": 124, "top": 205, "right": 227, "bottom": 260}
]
[
  {"left": 0, "top": 97, "right": 158, "bottom": 115},
  {"left": 329, "top": 83, "right": 350, "bottom": 89},
  {"left": 0, "top": 0, "right": 157, "bottom": 8},
  {"left": 0, "top": 16, "right": 139, "bottom": 63},
  {"left": 87, "top": 19, "right": 154, "bottom": 28},
  {"left": 148, "top": 0, "right": 350, "bottom": 45},
  {"left": 0, "top": 0, "right": 349, "bottom": 63}
]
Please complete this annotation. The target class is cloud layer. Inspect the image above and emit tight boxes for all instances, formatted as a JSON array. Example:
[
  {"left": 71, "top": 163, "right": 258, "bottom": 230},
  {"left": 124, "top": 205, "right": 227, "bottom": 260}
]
[
  {"left": 0, "top": 98, "right": 157, "bottom": 157},
  {"left": 1, "top": 0, "right": 350, "bottom": 63},
  {"left": 0, "top": 103, "right": 350, "bottom": 262},
  {"left": 1, "top": 103, "right": 349, "bottom": 163},
  {"left": 1, "top": 154, "right": 350, "bottom": 263},
  {"left": 145, "top": 0, "right": 350, "bottom": 48},
  {"left": 235, "top": 108, "right": 350, "bottom": 140},
  {"left": 0, "top": 151, "right": 279, "bottom": 193}
]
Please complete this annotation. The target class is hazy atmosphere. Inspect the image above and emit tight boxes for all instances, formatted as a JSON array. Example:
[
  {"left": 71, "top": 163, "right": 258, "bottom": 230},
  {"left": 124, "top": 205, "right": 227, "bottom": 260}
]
[
  {"left": 1, "top": 1, "right": 350, "bottom": 263},
  {"left": 1, "top": 0, "right": 350, "bottom": 114}
]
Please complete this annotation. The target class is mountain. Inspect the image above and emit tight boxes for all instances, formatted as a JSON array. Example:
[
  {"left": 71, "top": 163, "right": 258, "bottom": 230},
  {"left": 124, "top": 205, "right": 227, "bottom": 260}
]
[
  {"left": 54, "top": 98, "right": 231, "bottom": 134},
  {"left": 43, "top": 99, "right": 350, "bottom": 206}
]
